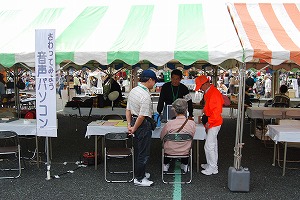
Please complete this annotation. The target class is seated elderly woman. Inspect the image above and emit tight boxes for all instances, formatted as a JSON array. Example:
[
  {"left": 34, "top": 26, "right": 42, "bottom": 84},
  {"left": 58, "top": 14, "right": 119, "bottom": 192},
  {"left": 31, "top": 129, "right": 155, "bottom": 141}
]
[{"left": 160, "top": 98, "right": 196, "bottom": 173}]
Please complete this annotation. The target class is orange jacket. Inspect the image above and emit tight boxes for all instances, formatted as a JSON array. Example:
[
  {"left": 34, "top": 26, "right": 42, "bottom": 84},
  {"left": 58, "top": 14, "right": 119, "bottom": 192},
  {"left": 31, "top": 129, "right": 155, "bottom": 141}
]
[{"left": 203, "top": 85, "right": 223, "bottom": 128}]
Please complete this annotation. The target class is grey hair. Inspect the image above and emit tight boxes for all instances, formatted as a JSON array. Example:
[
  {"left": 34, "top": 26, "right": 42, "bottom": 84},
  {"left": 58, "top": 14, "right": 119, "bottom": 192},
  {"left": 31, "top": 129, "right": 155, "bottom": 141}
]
[{"left": 172, "top": 98, "right": 188, "bottom": 115}]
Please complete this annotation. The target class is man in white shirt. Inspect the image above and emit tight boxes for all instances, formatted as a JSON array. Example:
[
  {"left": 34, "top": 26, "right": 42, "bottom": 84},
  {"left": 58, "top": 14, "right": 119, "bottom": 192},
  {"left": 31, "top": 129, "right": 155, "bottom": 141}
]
[{"left": 126, "top": 70, "right": 158, "bottom": 187}]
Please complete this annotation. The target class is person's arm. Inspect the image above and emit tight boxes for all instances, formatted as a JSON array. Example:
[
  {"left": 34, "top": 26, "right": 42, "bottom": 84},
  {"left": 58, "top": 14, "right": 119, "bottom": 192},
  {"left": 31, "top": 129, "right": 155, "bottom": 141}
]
[
  {"left": 125, "top": 109, "right": 132, "bottom": 129},
  {"left": 181, "top": 84, "right": 194, "bottom": 118},
  {"left": 206, "top": 92, "right": 223, "bottom": 128},
  {"left": 160, "top": 123, "right": 168, "bottom": 140},
  {"left": 157, "top": 85, "right": 166, "bottom": 114},
  {"left": 187, "top": 99, "right": 193, "bottom": 118},
  {"left": 129, "top": 115, "right": 146, "bottom": 134}
]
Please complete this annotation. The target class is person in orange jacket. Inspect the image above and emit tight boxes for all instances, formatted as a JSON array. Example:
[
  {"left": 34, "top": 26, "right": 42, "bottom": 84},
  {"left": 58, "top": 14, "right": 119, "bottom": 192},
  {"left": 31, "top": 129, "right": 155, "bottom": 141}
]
[{"left": 195, "top": 75, "right": 224, "bottom": 175}]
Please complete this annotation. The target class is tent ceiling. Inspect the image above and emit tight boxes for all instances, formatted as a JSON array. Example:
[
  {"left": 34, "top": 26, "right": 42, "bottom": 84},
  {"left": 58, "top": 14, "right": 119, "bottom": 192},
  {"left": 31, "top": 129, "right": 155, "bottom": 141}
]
[
  {"left": 0, "top": 0, "right": 244, "bottom": 69},
  {"left": 228, "top": 3, "right": 300, "bottom": 67}
]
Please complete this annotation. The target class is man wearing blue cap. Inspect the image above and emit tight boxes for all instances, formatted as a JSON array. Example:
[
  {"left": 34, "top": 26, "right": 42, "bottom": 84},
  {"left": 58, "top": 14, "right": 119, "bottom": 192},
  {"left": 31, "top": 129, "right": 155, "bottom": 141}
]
[{"left": 126, "top": 69, "right": 158, "bottom": 186}]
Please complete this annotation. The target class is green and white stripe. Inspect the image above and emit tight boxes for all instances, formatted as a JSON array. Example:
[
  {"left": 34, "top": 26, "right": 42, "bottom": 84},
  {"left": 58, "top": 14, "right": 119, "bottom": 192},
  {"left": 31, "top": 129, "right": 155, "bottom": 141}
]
[{"left": 0, "top": 0, "right": 244, "bottom": 68}]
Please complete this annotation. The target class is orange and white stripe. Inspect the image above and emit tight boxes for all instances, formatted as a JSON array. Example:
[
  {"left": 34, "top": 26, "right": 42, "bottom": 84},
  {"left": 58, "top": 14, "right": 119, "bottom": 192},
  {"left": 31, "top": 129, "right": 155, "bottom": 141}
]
[{"left": 228, "top": 3, "right": 300, "bottom": 65}]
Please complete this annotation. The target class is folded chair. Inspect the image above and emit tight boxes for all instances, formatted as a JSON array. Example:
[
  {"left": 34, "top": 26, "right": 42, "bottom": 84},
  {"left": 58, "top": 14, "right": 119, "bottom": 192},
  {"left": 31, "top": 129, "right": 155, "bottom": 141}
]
[
  {"left": 104, "top": 132, "right": 134, "bottom": 183},
  {"left": 285, "top": 110, "right": 300, "bottom": 119},
  {"left": 93, "top": 114, "right": 124, "bottom": 170},
  {"left": 162, "top": 133, "right": 193, "bottom": 184},
  {"left": 0, "top": 131, "right": 21, "bottom": 179},
  {"left": 102, "top": 114, "right": 123, "bottom": 121},
  {"left": 262, "top": 110, "right": 283, "bottom": 147}
]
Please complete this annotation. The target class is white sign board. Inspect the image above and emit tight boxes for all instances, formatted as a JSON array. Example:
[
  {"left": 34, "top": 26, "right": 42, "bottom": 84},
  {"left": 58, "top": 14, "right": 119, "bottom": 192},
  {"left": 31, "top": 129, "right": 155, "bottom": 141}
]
[{"left": 35, "top": 29, "right": 57, "bottom": 137}]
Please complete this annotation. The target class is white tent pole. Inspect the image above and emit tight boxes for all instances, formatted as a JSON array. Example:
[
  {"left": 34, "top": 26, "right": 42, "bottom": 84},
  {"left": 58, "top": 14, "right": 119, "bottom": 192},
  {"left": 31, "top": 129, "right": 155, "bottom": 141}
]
[{"left": 233, "top": 63, "right": 246, "bottom": 169}]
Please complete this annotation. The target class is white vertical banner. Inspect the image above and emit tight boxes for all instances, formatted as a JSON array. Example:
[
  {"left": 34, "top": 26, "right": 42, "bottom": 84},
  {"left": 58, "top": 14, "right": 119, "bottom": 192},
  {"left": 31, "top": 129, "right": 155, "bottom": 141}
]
[{"left": 35, "top": 29, "right": 57, "bottom": 137}]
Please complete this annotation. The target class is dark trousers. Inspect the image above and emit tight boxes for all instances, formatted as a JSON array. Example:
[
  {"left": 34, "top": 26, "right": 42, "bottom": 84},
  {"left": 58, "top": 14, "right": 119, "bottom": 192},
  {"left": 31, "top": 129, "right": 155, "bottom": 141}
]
[
  {"left": 58, "top": 84, "right": 64, "bottom": 98},
  {"left": 132, "top": 118, "right": 152, "bottom": 181},
  {"left": 74, "top": 85, "right": 81, "bottom": 94}
]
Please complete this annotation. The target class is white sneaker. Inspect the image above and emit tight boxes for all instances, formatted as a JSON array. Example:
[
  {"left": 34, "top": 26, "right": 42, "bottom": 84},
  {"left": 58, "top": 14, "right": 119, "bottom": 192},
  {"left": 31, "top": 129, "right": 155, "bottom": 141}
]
[
  {"left": 145, "top": 172, "right": 150, "bottom": 179},
  {"left": 180, "top": 164, "right": 189, "bottom": 173},
  {"left": 134, "top": 178, "right": 153, "bottom": 186},
  {"left": 201, "top": 164, "right": 208, "bottom": 170},
  {"left": 163, "top": 164, "right": 170, "bottom": 172},
  {"left": 201, "top": 168, "right": 218, "bottom": 176}
]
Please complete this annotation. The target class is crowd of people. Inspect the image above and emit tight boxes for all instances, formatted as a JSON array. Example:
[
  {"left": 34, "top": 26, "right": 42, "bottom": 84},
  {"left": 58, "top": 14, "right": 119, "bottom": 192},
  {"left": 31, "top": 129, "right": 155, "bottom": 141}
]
[
  {"left": 57, "top": 69, "right": 126, "bottom": 107},
  {"left": 0, "top": 72, "right": 36, "bottom": 95}
]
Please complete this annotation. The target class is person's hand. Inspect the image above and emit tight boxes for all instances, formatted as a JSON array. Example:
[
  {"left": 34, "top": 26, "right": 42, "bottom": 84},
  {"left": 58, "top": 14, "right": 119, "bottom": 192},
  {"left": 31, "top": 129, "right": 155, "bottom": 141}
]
[
  {"left": 127, "top": 126, "right": 134, "bottom": 135},
  {"left": 204, "top": 123, "right": 210, "bottom": 133},
  {"left": 201, "top": 114, "right": 208, "bottom": 124},
  {"left": 188, "top": 116, "right": 194, "bottom": 121}
]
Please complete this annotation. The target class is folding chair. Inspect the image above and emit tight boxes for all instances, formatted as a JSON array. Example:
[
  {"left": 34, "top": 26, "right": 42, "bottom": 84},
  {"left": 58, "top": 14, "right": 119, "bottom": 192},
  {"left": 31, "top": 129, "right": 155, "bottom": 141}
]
[
  {"left": 94, "top": 114, "right": 124, "bottom": 170},
  {"left": 262, "top": 110, "right": 283, "bottom": 147},
  {"left": 0, "top": 131, "right": 21, "bottom": 179},
  {"left": 104, "top": 132, "right": 134, "bottom": 183},
  {"left": 19, "top": 111, "right": 40, "bottom": 163},
  {"left": 162, "top": 133, "right": 193, "bottom": 184},
  {"left": 102, "top": 114, "right": 123, "bottom": 121},
  {"left": 285, "top": 110, "right": 300, "bottom": 119}
]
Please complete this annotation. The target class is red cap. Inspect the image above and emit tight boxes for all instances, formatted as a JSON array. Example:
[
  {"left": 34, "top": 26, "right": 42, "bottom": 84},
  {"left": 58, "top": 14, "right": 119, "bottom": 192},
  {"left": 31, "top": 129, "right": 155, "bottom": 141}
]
[{"left": 195, "top": 75, "right": 209, "bottom": 91}]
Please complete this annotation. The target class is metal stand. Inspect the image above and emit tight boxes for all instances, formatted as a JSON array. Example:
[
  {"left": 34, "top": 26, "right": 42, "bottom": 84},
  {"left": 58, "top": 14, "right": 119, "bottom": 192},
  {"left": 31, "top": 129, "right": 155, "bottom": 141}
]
[{"left": 228, "top": 63, "right": 250, "bottom": 192}]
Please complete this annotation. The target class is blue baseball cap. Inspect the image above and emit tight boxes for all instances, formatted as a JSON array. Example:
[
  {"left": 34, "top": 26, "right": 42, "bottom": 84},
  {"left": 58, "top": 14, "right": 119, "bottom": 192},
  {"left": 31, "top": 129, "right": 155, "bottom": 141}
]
[{"left": 140, "top": 70, "right": 158, "bottom": 82}]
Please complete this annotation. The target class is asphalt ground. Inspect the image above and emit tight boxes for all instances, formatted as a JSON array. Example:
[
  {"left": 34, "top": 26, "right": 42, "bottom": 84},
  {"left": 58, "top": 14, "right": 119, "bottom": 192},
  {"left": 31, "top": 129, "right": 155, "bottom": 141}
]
[{"left": 1, "top": 113, "right": 300, "bottom": 200}]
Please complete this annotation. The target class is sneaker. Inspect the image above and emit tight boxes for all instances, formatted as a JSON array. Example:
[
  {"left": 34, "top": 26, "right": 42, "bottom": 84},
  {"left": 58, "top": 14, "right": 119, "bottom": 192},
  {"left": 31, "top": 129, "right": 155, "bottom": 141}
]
[
  {"left": 201, "top": 168, "right": 218, "bottom": 176},
  {"left": 180, "top": 164, "right": 189, "bottom": 173},
  {"left": 134, "top": 178, "right": 153, "bottom": 187},
  {"left": 201, "top": 164, "right": 208, "bottom": 170},
  {"left": 163, "top": 163, "right": 170, "bottom": 172},
  {"left": 145, "top": 172, "right": 150, "bottom": 179}
]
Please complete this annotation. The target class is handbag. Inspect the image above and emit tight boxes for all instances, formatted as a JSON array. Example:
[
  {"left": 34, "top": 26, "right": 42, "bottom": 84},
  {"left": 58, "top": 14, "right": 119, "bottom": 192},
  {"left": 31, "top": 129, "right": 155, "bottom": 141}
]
[
  {"left": 82, "top": 152, "right": 101, "bottom": 166},
  {"left": 146, "top": 116, "right": 157, "bottom": 131}
]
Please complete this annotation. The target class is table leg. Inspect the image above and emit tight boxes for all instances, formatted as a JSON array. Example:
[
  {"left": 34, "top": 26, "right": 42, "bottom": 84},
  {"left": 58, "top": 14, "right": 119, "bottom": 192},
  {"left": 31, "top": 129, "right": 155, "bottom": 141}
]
[
  {"left": 192, "top": 143, "right": 196, "bottom": 164},
  {"left": 272, "top": 143, "right": 276, "bottom": 166},
  {"left": 36, "top": 136, "right": 39, "bottom": 168},
  {"left": 283, "top": 142, "right": 287, "bottom": 176},
  {"left": 95, "top": 136, "right": 98, "bottom": 170},
  {"left": 229, "top": 108, "right": 233, "bottom": 119},
  {"left": 253, "top": 119, "right": 257, "bottom": 137},
  {"left": 102, "top": 136, "right": 105, "bottom": 159},
  {"left": 49, "top": 137, "right": 52, "bottom": 159},
  {"left": 197, "top": 140, "right": 199, "bottom": 172}
]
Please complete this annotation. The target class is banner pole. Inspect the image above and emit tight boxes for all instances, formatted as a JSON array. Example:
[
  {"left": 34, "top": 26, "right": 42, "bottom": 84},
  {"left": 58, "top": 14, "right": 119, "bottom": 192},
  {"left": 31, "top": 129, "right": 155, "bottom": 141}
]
[{"left": 45, "top": 137, "right": 51, "bottom": 180}]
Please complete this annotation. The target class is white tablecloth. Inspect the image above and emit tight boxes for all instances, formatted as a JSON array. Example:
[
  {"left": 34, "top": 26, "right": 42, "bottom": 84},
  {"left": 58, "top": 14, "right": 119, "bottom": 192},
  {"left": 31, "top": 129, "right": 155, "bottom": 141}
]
[
  {"left": 0, "top": 119, "right": 36, "bottom": 136},
  {"left": 86, "top": 121, "right": 206, "bottom": 140},
  {"left": 268, "top": 124, "right": 300, "bottom": 143}
]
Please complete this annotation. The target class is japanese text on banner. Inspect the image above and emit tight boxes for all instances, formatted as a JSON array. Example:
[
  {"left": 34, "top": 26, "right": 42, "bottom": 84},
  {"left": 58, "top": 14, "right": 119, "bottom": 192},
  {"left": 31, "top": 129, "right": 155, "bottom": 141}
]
[{"left": 35, "top": 29, "right": 57, "bottom": 137}]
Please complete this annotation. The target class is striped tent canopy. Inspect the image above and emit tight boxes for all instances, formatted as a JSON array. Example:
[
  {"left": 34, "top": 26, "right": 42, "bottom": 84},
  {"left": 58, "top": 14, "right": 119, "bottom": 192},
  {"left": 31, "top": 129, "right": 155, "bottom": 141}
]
[
  {"left": 0, "top": 0, "right": 244, "bottom": 69},
  {"left": 228, "top": 3, "right": 300, "bottom": 69}
]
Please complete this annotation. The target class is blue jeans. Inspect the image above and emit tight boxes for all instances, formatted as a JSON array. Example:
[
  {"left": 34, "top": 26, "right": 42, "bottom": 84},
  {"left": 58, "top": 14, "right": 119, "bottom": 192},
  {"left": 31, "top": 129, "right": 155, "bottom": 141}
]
[
  {"left": 131, "top": 117, "right": 152, "bottom": 181},
  {"left": 58, "top": 84, "right": 64, "bottom": 98}
]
